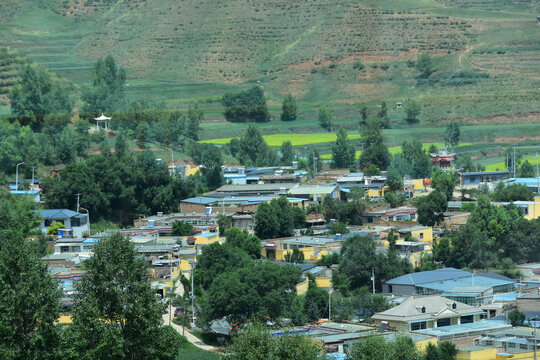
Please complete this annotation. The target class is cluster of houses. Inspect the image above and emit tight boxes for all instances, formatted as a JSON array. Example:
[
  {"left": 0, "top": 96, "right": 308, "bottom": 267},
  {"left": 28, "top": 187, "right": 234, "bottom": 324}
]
[{"left": 19, "top": 155, "right": 539, "bottom": 357}]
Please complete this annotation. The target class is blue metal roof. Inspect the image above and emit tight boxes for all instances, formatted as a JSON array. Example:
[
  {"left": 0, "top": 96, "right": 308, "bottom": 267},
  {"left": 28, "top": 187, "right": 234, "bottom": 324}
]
[
  {"left": 35, "top": 209, "right": 84, "bottom": 219},
  {"left": 386, "top": 268, "right": 471, "bottom": 285},
  {"left": 421, "top": 275, "right": 515, "bottom": 292},
  {"left": 181, "top": 196, "right": 220, "bottom": 205},
  {"left": 464, "top": 170, "right": 510, "bottom": 176}
]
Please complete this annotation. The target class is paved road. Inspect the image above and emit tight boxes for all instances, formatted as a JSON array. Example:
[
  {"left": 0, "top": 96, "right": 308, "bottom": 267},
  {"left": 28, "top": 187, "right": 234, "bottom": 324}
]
[{"left": 162, "top": 279, "right": 218, "bottom": 352}]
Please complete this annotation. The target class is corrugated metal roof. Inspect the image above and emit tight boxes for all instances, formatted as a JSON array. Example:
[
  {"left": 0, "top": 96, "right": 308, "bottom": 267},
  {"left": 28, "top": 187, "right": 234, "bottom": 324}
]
[
  {"left": 35, "top": 209, "right": 83, "bottom": 219},
  {"left": 386, "top": 268, "right": 471, "bottom": 285}
]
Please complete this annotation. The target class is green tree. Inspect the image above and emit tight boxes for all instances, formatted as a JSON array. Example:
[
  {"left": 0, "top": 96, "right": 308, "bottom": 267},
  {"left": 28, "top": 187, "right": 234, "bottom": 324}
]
[
  {"left": 431, "top": 169, "right": 455, "bottom": 201},
  {"left": 285, "top": 247, "right": 305, "bottom": 264},
  {"left": 378, "top": 101, "right": 390, "bottom": 129},
  {"left": 359, "top": 118, "right": 390, "bottom": 170},
  {"left": 81, "top": 55, "right": 126, "bottom": 113},
  {"left": 254, "top": 198, "right": 295, "bottom": 239},
  {"left": 291, "top": 206, "right": 307, "bottom": 228},
  {"left": 508, "top": 309, "right": 525, "bottom": 327},
  {"left": 225, "top": 227, "right": 262, "bottom": 259},
  {"left": 217, "top": 214, "right": 231, "bottom": 235},
  {"left": 0, "top": 232, "right": 62, "bottom": 360},
  {"left": 281, "top": 94, "right": 297, "bottom": 122},
  {"left": 348, "top": 334, "right": 422, "bottom": 360},
  {"left": 9, "top": 64, "right": 74, "bottom": 127},
  {"left": 384, "top": 192, "right": 405, "bottom": 208},
  {"left": 304, "top": 286, "right": 328, "bottom": 321},
  {"left": 222, "top": 86, "right": 269, "bottom": 123},
  {"left": 69, "top": 233, "right": 176, "bottom": 359},
  {"left": 332, "top": 127, "right": 355, "bottom": 169},
  {"left": 363, "top": 164, "right": 381, "bottom": 176},
  {"left": 491, "top": 183, "right": 533, "bottom": 202},
  {"left": 318, "top": 106, "right": 332, "bottom": 132},
  {"left": 136, "top": 121, "right": 147, "bottom": 148},
  {"left": 171, "top": 220, "right": 195, "bottom": 236},
  {"left": 415, "top": 190, "right": 447, "bottom": 227},
  {"left": 518, "top": 161, "right": 535, "bottom": 177},
  {"left": 228, "top": 323, "right": 321, "bottom": 360},
  {"left": 254, "top": 202, "right": 280, "bottom": 240},
  {"left": 360, "top": 105, "right": 368, "bottom": 125},
  {"left": 404, "top": 101, "right": 421, "bottom": 124},
  {"left": 438, "top": 341, "right": 458, "bottom": 360},
  {"left": 237, "top": 124, "right": 278, "bottom": 166},
  {"left": 204, "top": 263, "right": 301, "bottom": 324},
  {"left": 385, "top": 168, "right": 403, "bottom": 192},
  {"left": 416, "top": 53, "right": 433, "bottom": 78},
  {"left": 280, "top": 140, "right": 294, "bottom": 165},
  {"left": 195, "top": 243, "right": 252, "bottom": 290},
  {"left": 186, "top": 105, "right": 203, "bottom": 141},
  {"left": 47, "top": 221, "right": 66, "bottom": 235},
  {"left": 444, "top": 122, "right": 460, "bottom": 147}
]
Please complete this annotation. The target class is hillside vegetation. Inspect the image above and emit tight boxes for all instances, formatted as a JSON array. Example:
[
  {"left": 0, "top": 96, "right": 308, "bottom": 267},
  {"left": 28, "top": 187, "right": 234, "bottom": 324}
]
[{"left": 0, "top": 0, "right": 538, "bottom": 122}]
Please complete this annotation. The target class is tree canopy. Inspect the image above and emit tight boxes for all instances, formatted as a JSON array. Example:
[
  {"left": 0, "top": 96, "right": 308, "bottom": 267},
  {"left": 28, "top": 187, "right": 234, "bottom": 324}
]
[
  {"left": 332, "top": 127, "right": 355, "bottom": 169},
  {"left": 222, "top": 86, "right": 270, "bottom": 122},
  {"left": 318, "top": 107, "right": 332, "bottom": 132},
  {"left": 81, "top": 55, "right": 126, "bottom": 113},
  {"left": 280, "top": 94, "right": 297, "bottom": 122},
  {"left": 9, "top": 64, "right": 73, "bottom": 127},
  {"left": 67, "top": 233, "right": 179, "bottom": 359}
]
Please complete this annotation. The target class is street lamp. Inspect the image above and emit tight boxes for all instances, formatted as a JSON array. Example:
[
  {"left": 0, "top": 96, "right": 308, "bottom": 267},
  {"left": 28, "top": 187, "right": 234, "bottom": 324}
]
[
  {"left": 328, "top": 289, "right": 338, "bottom": 322},
  {"left": 189, "top": 260, "right": 197, "bottom": 328},
  {"left": 15, "top": 162, "right": 25, "bottom": 191},
  {"left": 166, "top": 147, "right": 174, "bottom": 165},
  {"left": 79, "top": 207, "right": 90, "bottom": 235}
]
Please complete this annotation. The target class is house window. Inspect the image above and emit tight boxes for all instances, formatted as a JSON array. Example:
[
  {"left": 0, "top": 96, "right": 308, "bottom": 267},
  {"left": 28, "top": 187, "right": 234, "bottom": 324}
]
[
  {"left": 522, "top": 207, "right": 529, "bottom": 216},
  {"left": 461, "top": 315, "right": 474, "bottom": 324},
  {"left": 519, "top": 344, "right": 528, "bottom": 350},
  {"left": 45, "top": 219, "right": 53, "bottom": 226},
  {"left": 72, "top": 218, "right": 80, "bottom": 227},
  {"left": 410, "top": 321, "right": 427, "bottom": 331},
  {"left": 388, "top": 285, "right": 392, "bottom": 293},
  {"left": 437, "top": 318, "right": 451, "bottom": 327},
  {"left": 60, "top": 246, "right": 69, "bottom": 253},
  {"left": 507, "top": 342, "right": 516, "bottom": 348},
  {"left": 419, "top": 233, "right": 424, "bottom": 240}
]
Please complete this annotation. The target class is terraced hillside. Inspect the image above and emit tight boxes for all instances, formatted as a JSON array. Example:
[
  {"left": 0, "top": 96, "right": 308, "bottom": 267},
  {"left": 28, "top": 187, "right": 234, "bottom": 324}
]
[
  {"left": 0, "top": 0, "right": 538, "bottom": 125},
  {"left": 0, "top": 47, "right": 31, "bottom": 109}
]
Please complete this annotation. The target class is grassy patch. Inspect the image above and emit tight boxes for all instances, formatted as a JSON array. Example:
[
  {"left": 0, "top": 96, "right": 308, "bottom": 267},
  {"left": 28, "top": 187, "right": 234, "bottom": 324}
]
[{"left": 177, "top": 335, "right": 222, "bottom": 360}]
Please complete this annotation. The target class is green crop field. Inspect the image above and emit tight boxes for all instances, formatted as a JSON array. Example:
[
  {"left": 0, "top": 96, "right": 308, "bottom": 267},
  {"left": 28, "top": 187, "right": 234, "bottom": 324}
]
[{"left": 200, "top": 133, "right": 362, "bottom": 146}]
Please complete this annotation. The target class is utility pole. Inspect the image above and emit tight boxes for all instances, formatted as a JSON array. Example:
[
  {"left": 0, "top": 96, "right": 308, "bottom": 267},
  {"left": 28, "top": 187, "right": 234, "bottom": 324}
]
[
  {"left": 371, "top": 268, "right": 376, "bottom": 294},
  {"left": 536, "top": 152, "right": 540, "bottom": 195},
  {"left": 328, "top": 289, "right": 331, "bottom": 322},
  {"left": 76, "top": 194, "right": 81, "bottom": 213},
  {"left": 513, "top": 143, "right": 516, "bottom": 177},
  {"left": 190, "top": 261, "right": 196, "bottom": 329},
  {"left": 314, "top": 155, "right": 318, "bottom": 175},
  {"left": 169, "top": 252, "right": 173, "bottom": 326}
]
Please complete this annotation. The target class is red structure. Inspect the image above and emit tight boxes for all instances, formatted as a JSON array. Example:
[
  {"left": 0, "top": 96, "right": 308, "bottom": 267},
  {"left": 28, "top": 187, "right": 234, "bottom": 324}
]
[{"left": 429, "top": 148, "right": 455, "bottom": 170}]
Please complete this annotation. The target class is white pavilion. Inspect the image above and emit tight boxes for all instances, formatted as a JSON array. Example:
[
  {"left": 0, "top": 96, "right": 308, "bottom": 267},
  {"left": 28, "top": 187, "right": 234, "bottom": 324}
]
[{"left": 94, "top": 114, "right": 111, "bottom": 131}]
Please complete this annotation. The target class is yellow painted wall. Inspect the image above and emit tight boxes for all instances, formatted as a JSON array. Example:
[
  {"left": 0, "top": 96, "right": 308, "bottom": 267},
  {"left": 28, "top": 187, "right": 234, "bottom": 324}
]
[
  {"left": 457, "top": 348, "right": 497, "bottom": 360},
  {"left": 523, "top": 197, "right": 540, "bottom": 220},
  {"left": 296, "top": 279, "right": 309, "bottom": 295},
  {"left": 56, "top": 314, "right": 73, "bottom": 325},
  {"left": 496, "top": 351, "right": 536, "bottom": 359},
  {"left": 411, "top": 227, "right": 433, "bottom": 244},
  {"left": 186, "top": 165, "right": 201, "bottom": 177},
  {"left": 194, "top": 233, "right": 219, "bottom": 245},
  {"left": 410, "top": 179, "right": 425, "bottom": 191},
  {"left": 315, "top": 277, "right": 332, "bottom": 288},
  {"left": 414, "top": 338, "right": 437, "bottom": 353}
]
